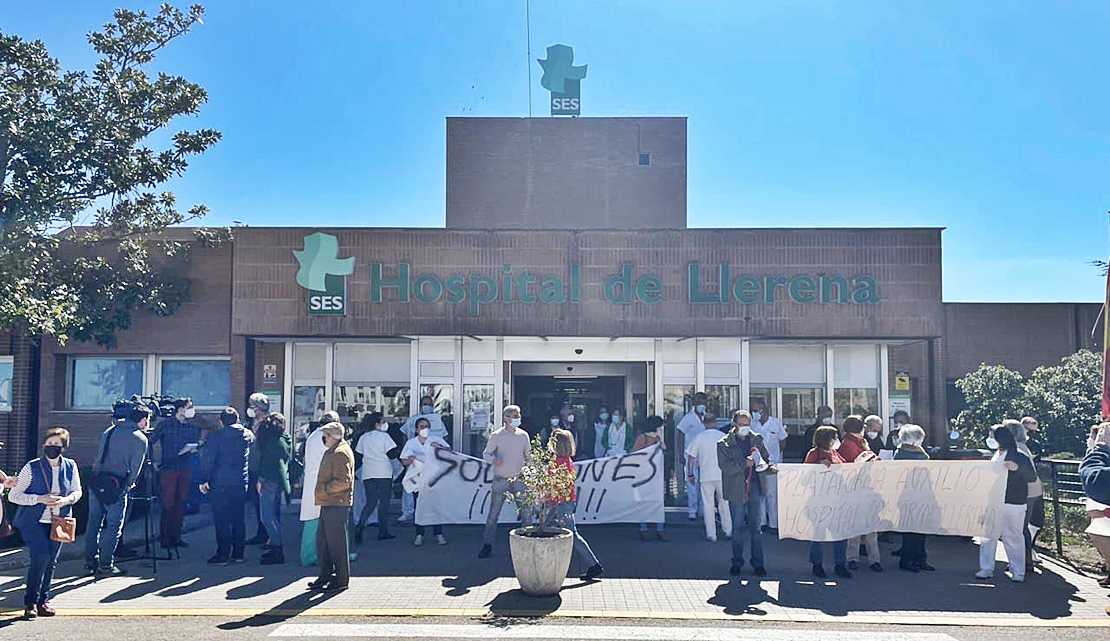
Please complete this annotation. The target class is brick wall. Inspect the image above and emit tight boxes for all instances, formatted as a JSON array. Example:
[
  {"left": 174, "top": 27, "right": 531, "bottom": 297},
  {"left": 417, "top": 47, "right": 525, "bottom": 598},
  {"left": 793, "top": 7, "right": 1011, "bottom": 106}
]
[
  {"left": 38, "top": 242, "right": 235, "bottom": 463},
  {"left": 446, "top": 117, "right": 687, "bottom": 230}
]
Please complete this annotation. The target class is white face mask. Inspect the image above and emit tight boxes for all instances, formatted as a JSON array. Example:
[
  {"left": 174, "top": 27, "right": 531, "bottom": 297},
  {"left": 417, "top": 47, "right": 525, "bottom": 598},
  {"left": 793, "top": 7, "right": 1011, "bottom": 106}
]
[
  {"left": 566, "top": 414, "right": 575, "bottom": 423},
  {"left": 821, "top": 417, "right": 833, "bottom": 425},
  {"left": 866, "top": 431, "right": 879, "bottom": 440},
  {"left": 695, "top": 404, "right": 707, "bottom": 414},
  {"left": 418, "top": 428, "right": 430, "bottom": 439},
  {"left": 509, "top": 417, "right": 522, "bottom": 428},
  {"left": 246, "top": 408, "right": 256, "bottom": 419},
  {"left": 550, "top": 418, "right": 560, "bottom": 426},
  {"left": 751, "top": 412, "right": 761, "bottom": 422},
  {"left": 183, "top": 407, "right": 196, "bottom": 419},
  {"left": 986, "top": 437, "right": 999, "bottom": 450},
  {"left": 831, "top": 439, "right": 842, "bottom": 450},
  {"left": 737, "top": 426, "right": 751, "bottom": 437},
  {"left": 378, "top": 424, "right": 389, "bottom": 432},
  {"left": 612, "top": 415, "right": 623, "bottom": 424},
  {"left": 599, "top": 412, "right": 609, "bottom": 421},
  {"left": 421, "top": 405, "right": 434, "bottom": 414}
]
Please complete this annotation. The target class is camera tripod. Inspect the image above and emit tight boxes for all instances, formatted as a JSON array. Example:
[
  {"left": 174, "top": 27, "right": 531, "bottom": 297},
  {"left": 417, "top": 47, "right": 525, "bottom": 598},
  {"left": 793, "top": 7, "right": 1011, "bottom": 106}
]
[{"left": 115, "top": 454, "right": 166, "bottom": 573}]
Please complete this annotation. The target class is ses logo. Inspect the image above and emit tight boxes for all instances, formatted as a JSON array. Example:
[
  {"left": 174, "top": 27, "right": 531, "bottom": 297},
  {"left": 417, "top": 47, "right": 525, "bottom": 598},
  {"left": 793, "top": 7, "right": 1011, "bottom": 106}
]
[
  {"left": 538, "top": 44, "right": 586, "bottom": 116},
  {"left": 294, "top": 232, "right": 354, "bottom": 315}
]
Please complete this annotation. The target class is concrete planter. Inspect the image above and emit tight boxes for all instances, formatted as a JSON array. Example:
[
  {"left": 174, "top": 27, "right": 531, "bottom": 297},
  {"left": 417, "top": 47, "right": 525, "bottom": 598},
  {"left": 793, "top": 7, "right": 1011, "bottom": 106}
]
[{"left": 509, "top": 526, "right": 573, "bottom": 596}]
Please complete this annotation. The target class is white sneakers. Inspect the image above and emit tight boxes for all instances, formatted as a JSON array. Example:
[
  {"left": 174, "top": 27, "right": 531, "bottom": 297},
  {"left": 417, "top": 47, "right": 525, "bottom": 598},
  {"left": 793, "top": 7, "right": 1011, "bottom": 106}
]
[
  {"left": 436, "top": 535, "right": 448, "bottom": 546},
  {"left": 413, "top": 535, "right": 423, "bottom": 547},
  {"left": 706, "top": 536, "right": 717, "bottom": 543}
]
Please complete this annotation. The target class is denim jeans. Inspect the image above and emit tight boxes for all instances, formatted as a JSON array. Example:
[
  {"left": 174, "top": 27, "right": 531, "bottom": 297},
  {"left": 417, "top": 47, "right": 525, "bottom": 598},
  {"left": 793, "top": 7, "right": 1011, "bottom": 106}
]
[
  {"left": 809, "top": 539, "right": 848, "bottom": 566},
  {"left": 211, "top": 488, "right": 247, "bottom": 560},
  {"left": 484, "top": 478, "right": 530, "bottom": 544},
  {"left": 85, "top": 492, "right": 130, "bottom": 569},
  {"left": 728, "top": 489, "right": 764, "bottom": 567},
  {"left": 23, "top": 522, "right": 62, "bottom": 606},
  {"left": 546, "top": 501, "right": 600, "bottom": 573},
  {"left": 259, "top": 480, "right": 284, "bottom": 547}
]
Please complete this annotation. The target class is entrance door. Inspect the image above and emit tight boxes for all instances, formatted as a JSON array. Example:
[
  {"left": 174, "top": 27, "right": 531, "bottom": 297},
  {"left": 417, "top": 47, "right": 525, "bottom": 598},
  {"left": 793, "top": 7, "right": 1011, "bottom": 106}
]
[{"left": 512, "top": 375, "right": 626, "bottom": 455}]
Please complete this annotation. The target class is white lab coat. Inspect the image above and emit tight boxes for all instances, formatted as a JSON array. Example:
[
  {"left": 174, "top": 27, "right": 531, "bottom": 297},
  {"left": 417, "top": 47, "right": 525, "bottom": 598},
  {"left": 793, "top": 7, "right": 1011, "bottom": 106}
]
[
  {"left": 299, "top": 428, "right": 327, "bottom": 521},
  {"left": 400, "top": 412, "right": 449, "bottom": 441}
]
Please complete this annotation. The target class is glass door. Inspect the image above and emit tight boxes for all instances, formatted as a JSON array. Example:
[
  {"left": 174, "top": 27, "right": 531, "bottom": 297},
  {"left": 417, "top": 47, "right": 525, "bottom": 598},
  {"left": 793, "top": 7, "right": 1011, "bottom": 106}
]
[{"left": 663, "top": 384, "right": 694, "bottom": 507}]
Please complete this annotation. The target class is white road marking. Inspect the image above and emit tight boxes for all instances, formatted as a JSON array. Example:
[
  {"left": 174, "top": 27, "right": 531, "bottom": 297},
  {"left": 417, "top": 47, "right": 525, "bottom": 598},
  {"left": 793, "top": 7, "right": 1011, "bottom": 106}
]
[{"left": 269, "top": 624, "right": 959, "bottom": 640}]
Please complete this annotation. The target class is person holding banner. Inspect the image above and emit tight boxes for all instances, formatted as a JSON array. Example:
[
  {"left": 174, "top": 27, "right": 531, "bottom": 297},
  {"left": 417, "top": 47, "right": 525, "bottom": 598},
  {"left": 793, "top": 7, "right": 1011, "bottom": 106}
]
[
  {"left": 401, "top": 417, "right": 451, "bottom": 547},
  {"left": 547, "top": 428, "right": 604, "bottom": 581},
  {"left": 838, "top": 415, "right": 883, "bottom": 573},
  {"left": 804, "top": 426, "right": 852, "bottom": 579},
  {"left": 717, "top": 410, "right": 775, "bottom": 577},
  {"left": 675, "top": 392, "right": 709, "bottom": 521},
  {"left": 976, "top": 423, "right": 1037, "bottom": 583},
  {"left": 893, "top": 424, "right": 934, "bottom": 573},
  {"left": 633, "top": 417, "right": 668, "bottom": 541},
  {"left": 1079, "top": 423, "right": 1110, "bottom": 591},
  {"left": 478, "top": 405, "right": 532, "bottom": 559},
  {"left": 687, "top": 413, "right": 730, "bottom": 542}
]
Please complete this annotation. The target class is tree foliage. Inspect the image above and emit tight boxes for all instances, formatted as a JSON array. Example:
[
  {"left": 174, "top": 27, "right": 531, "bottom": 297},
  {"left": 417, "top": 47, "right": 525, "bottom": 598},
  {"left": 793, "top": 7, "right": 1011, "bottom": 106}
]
[
  {"left": 0, "top": 3, "right": 223, "bottom": 346},
  {"left": 952, "top": 350, "right": 1102, "bottom": 457}
]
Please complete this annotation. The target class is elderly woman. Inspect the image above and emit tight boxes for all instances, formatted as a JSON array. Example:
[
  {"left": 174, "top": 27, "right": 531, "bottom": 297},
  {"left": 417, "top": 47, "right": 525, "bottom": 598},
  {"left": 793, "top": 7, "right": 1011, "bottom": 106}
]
[
  {"left": 838, "top": 415, "right": 882, "bottom": 572},
  {"left": 976, "top": 422, "right": 1037, "bottom": 582},
  {"left": 308, "top": 422, "right": 354, "bottom": 593},
  {"left": 893, "top": 424, "right": 935, "bottom": 572},
  {"left": 1079, "top": 423, "right": 1110, "bottom": 592},
  {"left": 9, "top": 427, "right": 82, "bottom": 619},
  {"left": 804, "top": 425, "right": 851, "bottom": 579}
]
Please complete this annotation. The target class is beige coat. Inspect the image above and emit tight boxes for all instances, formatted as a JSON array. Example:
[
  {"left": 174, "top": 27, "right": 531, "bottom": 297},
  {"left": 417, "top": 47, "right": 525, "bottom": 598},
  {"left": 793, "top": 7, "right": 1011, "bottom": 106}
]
[{"left": 315, "top": 439, "right": 355, "bottom": 507}]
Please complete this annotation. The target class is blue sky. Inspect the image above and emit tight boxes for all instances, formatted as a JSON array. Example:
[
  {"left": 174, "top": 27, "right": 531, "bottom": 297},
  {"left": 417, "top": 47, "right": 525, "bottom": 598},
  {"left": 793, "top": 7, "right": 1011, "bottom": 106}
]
[{"left": 5, "top": 1, "right": 1109, "bottom": 302}]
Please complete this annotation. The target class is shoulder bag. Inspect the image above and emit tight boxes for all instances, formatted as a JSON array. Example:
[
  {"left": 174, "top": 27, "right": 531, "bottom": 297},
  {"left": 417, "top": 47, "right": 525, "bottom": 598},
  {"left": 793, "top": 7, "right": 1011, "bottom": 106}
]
[
  {"left": 88, "top": 426, "right": 128, "bottom": 506},
  {"left": 40, "top": 460, "right": 77, "bottom": 543}
]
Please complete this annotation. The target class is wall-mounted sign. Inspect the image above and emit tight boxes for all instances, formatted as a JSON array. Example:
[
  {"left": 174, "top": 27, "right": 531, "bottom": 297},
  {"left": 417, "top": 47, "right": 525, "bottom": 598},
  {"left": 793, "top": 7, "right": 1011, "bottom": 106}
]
[
  {"left": 263, "top": 364, "right": 278, "bottom": 383},
  {"left": 539, "top": 44, "right": 587, "bottom": 116},
  {"left": 295, "top": 232, "right": 353, "bottom": 315},
  {"left": 894, "top": 371, "right": 911, "bottom": 392}
]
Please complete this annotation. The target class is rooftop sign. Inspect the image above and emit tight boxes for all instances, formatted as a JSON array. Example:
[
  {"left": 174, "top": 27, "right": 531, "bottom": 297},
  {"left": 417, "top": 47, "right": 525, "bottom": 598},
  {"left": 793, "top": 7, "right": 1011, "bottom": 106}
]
[{"left": 539, "top": 44, "right": 587, "bottom": 116}]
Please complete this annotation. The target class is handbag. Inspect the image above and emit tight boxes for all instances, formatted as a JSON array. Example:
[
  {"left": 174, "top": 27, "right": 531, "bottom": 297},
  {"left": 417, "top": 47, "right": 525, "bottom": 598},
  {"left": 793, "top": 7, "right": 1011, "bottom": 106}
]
[
  {"left": 50, "top": 514, "right": 77, "bottom": 543},
  {"left": 89, "top": 425, "right": 128, "bottom": 506}
]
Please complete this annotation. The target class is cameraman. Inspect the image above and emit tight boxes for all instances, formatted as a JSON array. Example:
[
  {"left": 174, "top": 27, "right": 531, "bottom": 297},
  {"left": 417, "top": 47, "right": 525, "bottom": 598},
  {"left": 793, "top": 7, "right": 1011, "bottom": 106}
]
[
  {"left": 85, "top": 402, "right": 150, "bottom": 577},
  {"left": 149, "top": 398, "right": 199, "bottom": 549}
]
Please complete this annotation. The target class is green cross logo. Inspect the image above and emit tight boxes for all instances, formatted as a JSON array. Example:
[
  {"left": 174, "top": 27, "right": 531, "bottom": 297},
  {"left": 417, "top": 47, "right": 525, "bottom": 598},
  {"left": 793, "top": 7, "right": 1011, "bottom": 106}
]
[
  {"left": 294, "top": 232, "right": 354, "bottom": 315},
  {"left": 538, "top": 44, "right": 587, "bottom": 116}
]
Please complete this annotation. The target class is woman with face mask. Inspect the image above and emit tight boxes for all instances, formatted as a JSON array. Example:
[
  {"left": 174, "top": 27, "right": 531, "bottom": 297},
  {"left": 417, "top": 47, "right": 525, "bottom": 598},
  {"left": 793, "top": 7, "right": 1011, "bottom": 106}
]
[
  {"left": 593, "top": 406, "right": 611, "bottom": 459},
  {"left": 354, "top": 412, "right": 400, "bottom": 543},
  {"left": 893, "top": 425, "right": 933, "bottom": 572},
  {"left": 400, "top": 417, "right": 451, "bottom": 546},
  {"left": 9, "top": 427, "right": 82, "bottom": 619},
  {"left": 804, "top": 426, "right": 851, "bottom": 579},
  {"left": 976, "top": 423, "right": 1037, "bottom": 582},
  {"left": 632, "top": 416, "right": 667, "bottom": 541},
  {"left": 602, "top": 409, "right": 634, "bottom": 458}
]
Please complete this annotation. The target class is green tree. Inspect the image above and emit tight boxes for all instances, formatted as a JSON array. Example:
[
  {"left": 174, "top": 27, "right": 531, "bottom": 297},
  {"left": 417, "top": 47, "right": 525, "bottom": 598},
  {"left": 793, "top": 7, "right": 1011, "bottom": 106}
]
[
  {"left": 0, "top": 3, "right": 222, "bottom": 346},
  {"left": 1022, "top": 350, "right": 1102, "bottom": 457},
  {"left": 952, "top": 363, "right": 1026, "bottom": 444},
  {"left": 951, "top": 350, "right": 1103, "bottom": 456}
]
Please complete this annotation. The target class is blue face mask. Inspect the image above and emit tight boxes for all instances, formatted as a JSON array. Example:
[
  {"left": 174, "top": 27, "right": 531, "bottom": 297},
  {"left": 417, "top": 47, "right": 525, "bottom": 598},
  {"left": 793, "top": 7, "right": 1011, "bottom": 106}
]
[
  {"left": 695, "top": 404, "right": 707, "bottom": 414},
  {"left": 422, "top": 405, "right": 434, "bottom": 414},
  {"left": 599, "top": 413, "right": 609, "bottom": 421}
]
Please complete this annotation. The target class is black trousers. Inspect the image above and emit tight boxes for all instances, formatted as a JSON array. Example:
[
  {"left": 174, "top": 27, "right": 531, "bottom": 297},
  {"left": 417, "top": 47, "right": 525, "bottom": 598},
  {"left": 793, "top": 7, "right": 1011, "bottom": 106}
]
[
  {"left": 317, "top": 506, "right": 351, "bottom": 588},
  {"left": 901, "top": 533, "right": 928, "bottom": 565},
  {"left": 359, "top": 478, "right": 392, "bottom": 537}
]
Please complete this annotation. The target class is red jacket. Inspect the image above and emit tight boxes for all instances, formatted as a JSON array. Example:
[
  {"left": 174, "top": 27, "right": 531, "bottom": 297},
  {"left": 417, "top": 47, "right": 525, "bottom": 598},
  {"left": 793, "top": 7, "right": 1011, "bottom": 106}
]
[
  {"left": 805, "top": 448, "right": 846, "bottom": 465},
  {"left": 837, "top": 433, "right": 870, "bottom": 463}
]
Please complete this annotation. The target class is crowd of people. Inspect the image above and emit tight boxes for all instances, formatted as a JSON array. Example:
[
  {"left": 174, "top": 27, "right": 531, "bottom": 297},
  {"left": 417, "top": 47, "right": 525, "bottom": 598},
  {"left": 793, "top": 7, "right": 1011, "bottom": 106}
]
[{"left": 7, "top": 388, "right": 1110, "bottom": 620}]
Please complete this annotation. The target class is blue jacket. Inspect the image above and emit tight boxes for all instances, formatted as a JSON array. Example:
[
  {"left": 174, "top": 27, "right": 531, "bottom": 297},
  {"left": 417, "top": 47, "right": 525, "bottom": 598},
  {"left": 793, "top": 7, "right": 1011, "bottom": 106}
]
[
  {"left": 199, "top": 424, "right": 255, "bottom": 492},
  {"left": 14, "top": 457, "right": 77, "bottom": 530},
  {"left": 1080, "top": 444, "right": 1110, "bottom": 505},
  {"left": 149, "top": 416, "right": 199, "bottom": 470}
]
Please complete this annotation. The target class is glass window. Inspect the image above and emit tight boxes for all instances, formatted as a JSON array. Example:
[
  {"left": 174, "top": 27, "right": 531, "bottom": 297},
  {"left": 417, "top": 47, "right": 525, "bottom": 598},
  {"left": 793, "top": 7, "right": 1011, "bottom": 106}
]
[
  {"left": 663, "top": 384, "right": 694, "bottom": 507},
  {"left": 834, "top": 388, "right": 880, "bottom": 421},
  {"left": 782, "top": 387, "right": 825, "bottom": 435},
  {"left": 748, "top": 387, "right": 779, "bottom": 418},
  {"left": 293, "top": 385, "right": 326, "bottom": 442},
  {"left": 706, "top": 385, "right": 739, "bottom": 427},
  {"left": 0, "top": 357, "right": 12, "bottom": 412},
  {"left": 420, "top": 383, "right": 455, "bottom": 444},
  {"left": 159, "top": 359, "right": 230, "bottom": 408},
  {"left": 70, "top": 358, "right": 144, "bottom": 410},
  {"left": 461, "top": 384, "right": 494, "bottom": 457}
]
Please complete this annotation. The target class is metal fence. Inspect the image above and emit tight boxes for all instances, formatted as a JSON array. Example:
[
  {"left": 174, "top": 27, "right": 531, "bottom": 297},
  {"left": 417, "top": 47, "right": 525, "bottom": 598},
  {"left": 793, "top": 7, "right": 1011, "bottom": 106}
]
[{"left": 1036, "top": 458, "right": 1086, "bottom": 557}]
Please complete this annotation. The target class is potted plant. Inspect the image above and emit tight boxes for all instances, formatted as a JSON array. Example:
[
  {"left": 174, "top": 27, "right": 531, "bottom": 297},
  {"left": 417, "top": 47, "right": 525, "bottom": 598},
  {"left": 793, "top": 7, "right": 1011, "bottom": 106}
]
[{"left": 505, "top": 436, "right": 576, "bottom": 596}]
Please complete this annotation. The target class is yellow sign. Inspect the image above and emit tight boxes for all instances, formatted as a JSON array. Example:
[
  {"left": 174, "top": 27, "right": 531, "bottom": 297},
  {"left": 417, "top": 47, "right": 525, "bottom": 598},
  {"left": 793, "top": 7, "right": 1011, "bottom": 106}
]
[{"left": 894, "top": 371, "right": 910, "bottom": 392}]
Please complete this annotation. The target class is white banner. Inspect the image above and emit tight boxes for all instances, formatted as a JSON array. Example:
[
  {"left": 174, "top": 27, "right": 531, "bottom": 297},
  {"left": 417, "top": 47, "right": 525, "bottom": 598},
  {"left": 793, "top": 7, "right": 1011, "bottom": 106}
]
[
  {"left": 413, "top": 444, "right": 665, "bottom": 525},
  {"left": 776, "top": 460, "right": 1007, "bottom": 541}
]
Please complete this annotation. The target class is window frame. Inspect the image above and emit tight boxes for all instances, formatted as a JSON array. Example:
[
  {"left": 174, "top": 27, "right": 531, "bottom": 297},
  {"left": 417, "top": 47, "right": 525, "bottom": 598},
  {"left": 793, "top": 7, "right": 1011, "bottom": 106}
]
[
  {"left": 0, "top": 355, "right": 13, "bottom": 413},
  {"left": 156, "top": 355, "right": 233, "bottom": 410},
  {"left": 67, "top": 356, "right": 147, "bottom": 411}
]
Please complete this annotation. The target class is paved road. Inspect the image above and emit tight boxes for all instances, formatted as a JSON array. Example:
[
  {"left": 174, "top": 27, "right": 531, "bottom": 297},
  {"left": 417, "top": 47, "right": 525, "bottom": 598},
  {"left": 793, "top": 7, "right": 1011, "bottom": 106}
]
[{"left": 2, "top": 616, "right": 1110, "bottom": 641}]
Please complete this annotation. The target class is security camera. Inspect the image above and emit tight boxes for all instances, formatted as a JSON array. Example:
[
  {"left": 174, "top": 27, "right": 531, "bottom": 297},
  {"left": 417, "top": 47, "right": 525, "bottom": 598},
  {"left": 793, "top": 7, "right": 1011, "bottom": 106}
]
[
  {"left": 567, "top": 366, "right": 574, "bottom": 372},
  {"left": 574, "top": 348, "right": 583, "bottom": 355}
]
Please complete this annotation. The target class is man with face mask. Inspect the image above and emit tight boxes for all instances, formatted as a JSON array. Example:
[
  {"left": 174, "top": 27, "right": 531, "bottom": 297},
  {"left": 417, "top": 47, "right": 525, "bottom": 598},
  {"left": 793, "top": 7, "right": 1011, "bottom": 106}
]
[
  {"left": 675, "top": 391, "right": 709, "bottom": 520},
  {"left": 478, "top": 404, "right": 533, "bottom": 558},
  {"left": 885, "top": 410, "right": 911, "bottom": 450},
  {"left": 244, "top": 393, "right": 271, "bottom": 546},
  {"left": 85, "top": 403, "right": 150, "bottom": 576},
  {"left": 718, "top": 409, "right": 777, "bottom": 577},
  {"left": 750, "top": 399, "right": 787, "bottom": 532},
  {"left": 149, "top": 398, "right": 199, "bottom": 549}
]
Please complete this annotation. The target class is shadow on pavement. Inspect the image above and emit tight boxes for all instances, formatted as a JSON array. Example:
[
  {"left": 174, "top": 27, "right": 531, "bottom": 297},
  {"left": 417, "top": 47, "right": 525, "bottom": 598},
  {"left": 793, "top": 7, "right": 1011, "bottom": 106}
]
[
  {"left": 487, "top": 589, "right": 562, "bottom": 616},
  {"left": 708, "top": 578, "right": 778, "bottom": 616},
  {"left": 218, "top": 589, "right": 341, "bottom": 630}
]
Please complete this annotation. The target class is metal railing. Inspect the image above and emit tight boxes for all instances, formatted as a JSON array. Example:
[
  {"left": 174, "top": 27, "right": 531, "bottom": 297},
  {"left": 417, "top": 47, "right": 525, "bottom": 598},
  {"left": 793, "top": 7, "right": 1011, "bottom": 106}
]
[{"left": 1036, "top": 458, "right": 1086, "bottom": 557}]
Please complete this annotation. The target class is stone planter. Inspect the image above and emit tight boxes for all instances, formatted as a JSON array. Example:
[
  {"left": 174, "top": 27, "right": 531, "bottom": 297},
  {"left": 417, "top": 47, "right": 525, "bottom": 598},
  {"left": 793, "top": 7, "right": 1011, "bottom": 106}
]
[{"left": 509, "top": 526, "right": 573, "bottom": 596}]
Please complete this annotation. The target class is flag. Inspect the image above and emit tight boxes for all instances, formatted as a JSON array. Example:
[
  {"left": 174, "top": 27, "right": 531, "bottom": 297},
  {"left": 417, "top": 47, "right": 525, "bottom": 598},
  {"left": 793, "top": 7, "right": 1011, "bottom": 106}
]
[{"left": 1102, "top": 264, "right": 1110, "bottom": 418}]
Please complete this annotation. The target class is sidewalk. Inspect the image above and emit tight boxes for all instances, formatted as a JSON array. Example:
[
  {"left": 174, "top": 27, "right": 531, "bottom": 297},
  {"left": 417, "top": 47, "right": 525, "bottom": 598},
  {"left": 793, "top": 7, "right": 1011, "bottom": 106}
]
[{"left": 1, "top": 508, "right": 1108, "bottom": 627}]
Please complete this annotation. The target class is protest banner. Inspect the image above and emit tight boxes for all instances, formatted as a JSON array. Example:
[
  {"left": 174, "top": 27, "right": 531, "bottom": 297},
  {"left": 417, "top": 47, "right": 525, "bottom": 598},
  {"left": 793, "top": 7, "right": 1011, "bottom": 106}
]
[
  {"left": 776, "top": 460, "right": 1007, "bottom": 541},
  {"left": 413, "top": 444, "right": 665, "bottom": 525}
]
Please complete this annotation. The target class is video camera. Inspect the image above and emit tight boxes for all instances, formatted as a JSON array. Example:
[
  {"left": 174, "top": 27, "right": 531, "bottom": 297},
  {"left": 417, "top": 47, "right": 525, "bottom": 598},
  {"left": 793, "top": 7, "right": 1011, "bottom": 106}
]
[{"left": 112, "top": 394, "right": 179, "bottom": 422}]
